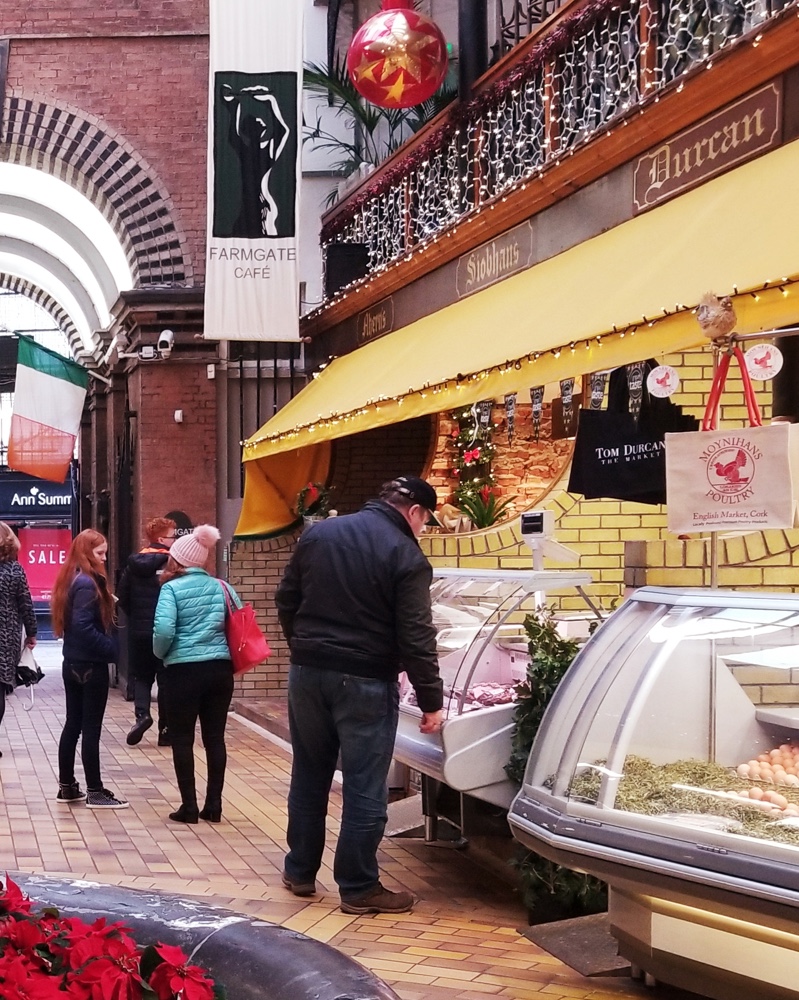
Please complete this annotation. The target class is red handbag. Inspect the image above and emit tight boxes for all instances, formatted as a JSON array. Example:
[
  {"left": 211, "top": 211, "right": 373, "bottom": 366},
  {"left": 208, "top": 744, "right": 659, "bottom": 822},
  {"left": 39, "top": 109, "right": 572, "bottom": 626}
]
[{"left": 220, "top": 582, "right": 271, "bottom": 674}]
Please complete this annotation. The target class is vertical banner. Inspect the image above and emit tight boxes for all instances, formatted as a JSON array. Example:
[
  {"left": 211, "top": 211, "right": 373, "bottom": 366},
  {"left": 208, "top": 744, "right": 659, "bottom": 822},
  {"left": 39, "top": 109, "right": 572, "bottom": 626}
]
[
  {"left": 560, "top": 377, "right": 576, "bottom": 436},
  {"left": 504, "top": 393, "right": 517, "bottom": 443},
  {"left": 626, "top": 361, "right": 647, "bottom": 424},
  {"left": 589, "top": 371, "right": 608, "bottom": 410},
  {"left": 530, "top": 386, "right": 544, "bottom": 441},
  {"left": 205, "top": 0, "right": 303, "bottom": 341}
]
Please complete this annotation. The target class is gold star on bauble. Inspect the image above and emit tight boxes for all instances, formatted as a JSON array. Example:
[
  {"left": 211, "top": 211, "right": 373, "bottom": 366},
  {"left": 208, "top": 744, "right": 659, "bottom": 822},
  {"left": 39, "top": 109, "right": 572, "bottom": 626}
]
[
  {"left": 364, "top": 12, "right": 432, "bottom": 84},
  {"left": 382, "top": 76, "right": 408, "bottom": 104},
  {"left": 352, "top": 51, "right": 381, "bottom": 85}
]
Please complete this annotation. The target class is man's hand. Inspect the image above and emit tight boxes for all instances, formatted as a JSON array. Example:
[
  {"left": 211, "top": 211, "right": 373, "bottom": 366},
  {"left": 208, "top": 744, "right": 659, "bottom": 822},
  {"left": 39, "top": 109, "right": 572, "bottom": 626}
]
[{"left": 419, "top": 710, "right": 444, "bottom": 734}]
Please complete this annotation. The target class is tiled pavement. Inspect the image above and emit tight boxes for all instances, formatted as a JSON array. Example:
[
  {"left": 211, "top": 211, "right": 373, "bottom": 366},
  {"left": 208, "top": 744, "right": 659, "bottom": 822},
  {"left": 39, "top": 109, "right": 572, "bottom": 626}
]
[{"left": 0, "top": 643, "right": 700, "bottom": 1000}]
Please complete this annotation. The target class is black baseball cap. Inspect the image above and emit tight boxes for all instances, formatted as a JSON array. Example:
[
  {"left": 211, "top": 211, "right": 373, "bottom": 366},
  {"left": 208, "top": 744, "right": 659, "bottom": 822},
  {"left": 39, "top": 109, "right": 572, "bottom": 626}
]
[{"left": 388, "top": 475, "right": 438, "bottom": 513}]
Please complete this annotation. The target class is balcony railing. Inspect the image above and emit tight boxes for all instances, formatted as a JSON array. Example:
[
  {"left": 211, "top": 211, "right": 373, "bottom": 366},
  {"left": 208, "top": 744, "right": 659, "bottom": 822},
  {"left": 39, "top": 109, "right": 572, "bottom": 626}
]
[{"left": 319, "top": 0, "right": 794, "bottom": 285}]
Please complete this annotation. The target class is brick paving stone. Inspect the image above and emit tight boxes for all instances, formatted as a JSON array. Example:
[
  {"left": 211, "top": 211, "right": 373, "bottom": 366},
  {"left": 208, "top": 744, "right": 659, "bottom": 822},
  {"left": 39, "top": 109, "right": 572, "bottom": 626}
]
[{"left": 0, "top": 643, "right": 702, "bottom": 1000}]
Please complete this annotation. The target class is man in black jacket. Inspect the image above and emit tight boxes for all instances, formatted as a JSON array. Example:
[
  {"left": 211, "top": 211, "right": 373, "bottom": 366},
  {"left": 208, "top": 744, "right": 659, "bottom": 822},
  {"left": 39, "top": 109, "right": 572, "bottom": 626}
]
[
  {"left": 276, "top": 476, "right": 444, "bottom": 915},
  {"left": 117, "top": 517, "right": 176, "bottom": 747}
]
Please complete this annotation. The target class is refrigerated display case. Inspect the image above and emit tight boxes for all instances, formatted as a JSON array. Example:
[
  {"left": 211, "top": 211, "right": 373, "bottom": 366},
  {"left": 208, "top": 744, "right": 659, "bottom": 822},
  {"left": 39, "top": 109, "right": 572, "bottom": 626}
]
[
  {"left": 508, "top": 586, "right": 799, "bottom": 1000},
  {"left": 393, "top": 568, "right": 597, "bottom": 815}
]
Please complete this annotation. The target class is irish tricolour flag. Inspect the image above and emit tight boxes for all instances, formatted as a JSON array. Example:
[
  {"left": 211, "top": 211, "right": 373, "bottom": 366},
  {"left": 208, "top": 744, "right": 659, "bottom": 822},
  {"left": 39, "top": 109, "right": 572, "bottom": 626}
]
[{"left": 8, "top": 337, "right": 88, "bottom": 483}]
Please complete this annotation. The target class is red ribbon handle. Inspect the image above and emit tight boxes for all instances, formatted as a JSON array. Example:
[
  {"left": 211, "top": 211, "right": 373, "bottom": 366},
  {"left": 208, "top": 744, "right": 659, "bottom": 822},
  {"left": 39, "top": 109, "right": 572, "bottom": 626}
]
[{"left": 701, "top": 346, "right": 762, "bottom": 431}]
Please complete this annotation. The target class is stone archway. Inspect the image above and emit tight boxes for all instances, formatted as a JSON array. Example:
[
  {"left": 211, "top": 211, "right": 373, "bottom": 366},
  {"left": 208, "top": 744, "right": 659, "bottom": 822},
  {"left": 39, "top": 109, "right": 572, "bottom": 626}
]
[
  {"left": 1, "top": 94, "right": 193, "bottom": 288},
  {"left": 0, "top": 273, "right": 81, "bottom": 358}
]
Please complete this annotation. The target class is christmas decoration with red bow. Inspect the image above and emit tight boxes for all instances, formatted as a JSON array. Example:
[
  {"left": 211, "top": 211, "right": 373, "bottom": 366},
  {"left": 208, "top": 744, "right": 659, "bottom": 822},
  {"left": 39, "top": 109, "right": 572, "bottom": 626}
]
[{"left": 347, "top": 0, "right": 448, "bottom": 109}]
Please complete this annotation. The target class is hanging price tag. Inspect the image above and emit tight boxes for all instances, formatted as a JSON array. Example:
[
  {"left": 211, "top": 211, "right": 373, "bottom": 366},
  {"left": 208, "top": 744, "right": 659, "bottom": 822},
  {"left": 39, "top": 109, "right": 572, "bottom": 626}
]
[
  {"left": 647, "top": 364, "right": 680, "bottom": 398},
  {"left": 745, "top": 343, "right": 783, "bottom": 380}
]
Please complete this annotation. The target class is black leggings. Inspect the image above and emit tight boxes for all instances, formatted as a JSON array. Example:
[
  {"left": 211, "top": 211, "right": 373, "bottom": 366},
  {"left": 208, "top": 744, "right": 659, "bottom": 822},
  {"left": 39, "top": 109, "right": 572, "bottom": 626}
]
[
  {"left": 58, "top": 660, "right": 109, "bottom": 790},
  {"left": 163, "top": 660, "right": 234, "bottom": 809}
]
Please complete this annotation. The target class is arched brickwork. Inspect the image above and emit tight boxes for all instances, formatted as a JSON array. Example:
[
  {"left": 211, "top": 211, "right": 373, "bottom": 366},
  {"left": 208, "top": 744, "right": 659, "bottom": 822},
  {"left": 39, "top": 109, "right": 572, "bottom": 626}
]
[
  {"left": 1, "top": 94, "right": 193, "bottom": 287},
  {"left": 0, "top": 273, "right": 81, "bottom": 357}
]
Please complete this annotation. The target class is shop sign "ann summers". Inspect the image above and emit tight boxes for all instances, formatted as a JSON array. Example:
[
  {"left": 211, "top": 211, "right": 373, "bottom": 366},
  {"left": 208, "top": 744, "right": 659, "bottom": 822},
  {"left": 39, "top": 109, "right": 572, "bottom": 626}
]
[{"left": 633, "top": 82, "right": 781, "bottom": 213}]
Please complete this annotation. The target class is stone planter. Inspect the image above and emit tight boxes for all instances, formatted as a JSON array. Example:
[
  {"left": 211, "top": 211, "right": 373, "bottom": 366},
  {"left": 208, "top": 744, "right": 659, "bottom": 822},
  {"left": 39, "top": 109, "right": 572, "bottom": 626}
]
[{"left": 13, "top": 874, "right": 399, "bottom": 1000}]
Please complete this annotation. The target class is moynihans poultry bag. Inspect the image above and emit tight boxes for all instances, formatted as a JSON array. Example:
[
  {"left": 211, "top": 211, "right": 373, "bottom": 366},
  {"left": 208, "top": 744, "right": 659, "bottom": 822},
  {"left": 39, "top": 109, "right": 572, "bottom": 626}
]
[
  {"left": 665, "top": 346, "right": 799, "bottom": 533},
  {"left": 220, "top": 581, "right": 271, "bottom": 675},
  {"left": 15, "top": 645, "right": 44, "bottom": 711}
]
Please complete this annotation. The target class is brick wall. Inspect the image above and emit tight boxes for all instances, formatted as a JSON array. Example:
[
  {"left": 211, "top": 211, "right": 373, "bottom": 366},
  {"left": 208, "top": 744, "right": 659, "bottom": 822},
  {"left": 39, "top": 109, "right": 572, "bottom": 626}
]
[
  {"left": 7, "top": 31, "right": 208, "bottom": 282},
  {"left": 228, "top": 530, "right": 298, "bottom": 698},
  {"left": 2, "top": 1, "right": 206, "bottom": 35},
  {"left": 329, "top": 416, "right": 436, "bottom": 514},
  {"left": 134, "top": 359, "right": 217, "bottom": 544}
]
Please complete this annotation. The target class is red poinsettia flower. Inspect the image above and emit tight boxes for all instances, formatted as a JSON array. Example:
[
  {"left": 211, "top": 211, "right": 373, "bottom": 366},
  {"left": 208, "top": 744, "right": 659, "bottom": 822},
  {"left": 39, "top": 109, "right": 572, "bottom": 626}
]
[
  {"left": 0, "top": 878, "right": 33, "bottom": 917},
  {"left": 1, "top": 915, "right": 50, "bottom": 956},
  {"left": 149, "top": 944, "right": 215, "bottom": 1000},
  {"left": 0, "top": 954, "right": 63, "bottom": 999},
  {"left": 67, "top": 948, "right": 143, "bottom": 1000}
]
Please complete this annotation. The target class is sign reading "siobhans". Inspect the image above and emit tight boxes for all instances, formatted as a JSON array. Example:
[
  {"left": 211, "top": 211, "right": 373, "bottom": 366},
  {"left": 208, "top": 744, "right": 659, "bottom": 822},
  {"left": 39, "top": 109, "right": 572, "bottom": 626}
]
[
  {"left": 456, "top": 222, "right": 534, "bottom": 299},
  {"left": 633, "top": 82, "right": 781, "bottom": 213}
]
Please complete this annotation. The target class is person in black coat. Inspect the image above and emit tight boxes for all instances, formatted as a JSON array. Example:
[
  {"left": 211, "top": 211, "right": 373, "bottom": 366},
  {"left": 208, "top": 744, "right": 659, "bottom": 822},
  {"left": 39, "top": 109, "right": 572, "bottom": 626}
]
[
  {"left": 117, "top": 517, "right": 176, "bottom": 747},
  {"left": 276, "top": 476, "right": 444, "bottom": 915},
  {"left": 0, "top": 522, "right": 37, "bottom": 755}
]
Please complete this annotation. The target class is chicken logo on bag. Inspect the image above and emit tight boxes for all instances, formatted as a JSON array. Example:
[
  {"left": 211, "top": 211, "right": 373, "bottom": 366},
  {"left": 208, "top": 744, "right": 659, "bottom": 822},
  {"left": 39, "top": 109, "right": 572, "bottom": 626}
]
[{"left": 702, "top": 439, "right": 761, "bottom": 501}]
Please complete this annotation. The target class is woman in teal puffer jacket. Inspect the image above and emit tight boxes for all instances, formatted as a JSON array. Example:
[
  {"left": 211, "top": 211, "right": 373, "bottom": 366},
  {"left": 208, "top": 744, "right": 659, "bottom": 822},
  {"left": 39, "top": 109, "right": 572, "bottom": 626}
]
[{"left": 153, "top": 524, "right": 242, "bottom": 825}]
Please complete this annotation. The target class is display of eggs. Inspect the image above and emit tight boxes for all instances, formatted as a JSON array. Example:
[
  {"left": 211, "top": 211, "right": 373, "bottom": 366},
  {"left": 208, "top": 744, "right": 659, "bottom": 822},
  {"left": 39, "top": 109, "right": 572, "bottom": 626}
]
[{"left": 735, "top": 744, "right": 799, "bottom": 786}]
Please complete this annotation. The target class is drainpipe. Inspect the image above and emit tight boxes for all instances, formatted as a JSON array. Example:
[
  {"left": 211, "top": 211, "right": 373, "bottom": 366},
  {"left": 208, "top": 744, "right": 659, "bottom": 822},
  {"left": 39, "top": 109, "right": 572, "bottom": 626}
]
[{"left": 458, "top": 0, "right": 488, "bottom": 100}]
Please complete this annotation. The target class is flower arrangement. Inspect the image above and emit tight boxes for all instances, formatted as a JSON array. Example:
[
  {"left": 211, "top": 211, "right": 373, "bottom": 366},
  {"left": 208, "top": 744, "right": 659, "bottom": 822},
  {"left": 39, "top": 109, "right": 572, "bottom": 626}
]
[
  {"left": 296, "top": 482, "right": 333, "bottom": 519},
  {"left": 0, "top": 876, "right": 225, "bottom": 1000},
  {"left": 456, "top": 485, "right": 516, "bottom": 529}
]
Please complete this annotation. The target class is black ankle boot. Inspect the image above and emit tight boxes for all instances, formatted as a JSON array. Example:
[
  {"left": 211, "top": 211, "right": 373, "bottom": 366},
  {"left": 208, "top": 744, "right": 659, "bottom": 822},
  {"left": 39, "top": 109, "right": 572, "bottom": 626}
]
[
  {"left": 199, "top": 803, "right": 222, "bottom": 823},
  {"left": 169, "top": 804, "right": 199, "bottom": 824}
]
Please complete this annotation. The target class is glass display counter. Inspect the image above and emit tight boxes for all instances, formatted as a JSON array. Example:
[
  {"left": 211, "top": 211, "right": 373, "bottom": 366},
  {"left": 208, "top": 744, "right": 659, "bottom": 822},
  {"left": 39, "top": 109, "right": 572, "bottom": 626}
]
[
  {"left": 393, "top": 568, "right": 596, "bottom": 811},
  {"left": 508, "top": 586, "right": 799, "bottom": 1000}
]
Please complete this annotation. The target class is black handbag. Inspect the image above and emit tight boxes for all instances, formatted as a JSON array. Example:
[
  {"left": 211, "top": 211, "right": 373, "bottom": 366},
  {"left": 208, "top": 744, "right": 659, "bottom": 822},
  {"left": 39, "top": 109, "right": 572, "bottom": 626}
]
[{"left": 568, "top": 363, "right": 698, "bottom": 505}]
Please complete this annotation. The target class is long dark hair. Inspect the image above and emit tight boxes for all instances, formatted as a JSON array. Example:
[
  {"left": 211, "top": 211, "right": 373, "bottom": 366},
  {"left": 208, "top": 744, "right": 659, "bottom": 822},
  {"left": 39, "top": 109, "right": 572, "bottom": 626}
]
[{"left": 50, "top": 529, "right": 114, "bottom": 636}]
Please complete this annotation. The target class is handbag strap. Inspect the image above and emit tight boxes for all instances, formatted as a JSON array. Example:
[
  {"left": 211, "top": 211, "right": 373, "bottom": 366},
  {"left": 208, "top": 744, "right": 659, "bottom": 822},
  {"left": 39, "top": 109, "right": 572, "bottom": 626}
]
[
  {"left": 219, "top": 580, "right": 234, "bottom": 616},
  {"left": 702, "top": 346, "right": 762, "bottom": 431}
]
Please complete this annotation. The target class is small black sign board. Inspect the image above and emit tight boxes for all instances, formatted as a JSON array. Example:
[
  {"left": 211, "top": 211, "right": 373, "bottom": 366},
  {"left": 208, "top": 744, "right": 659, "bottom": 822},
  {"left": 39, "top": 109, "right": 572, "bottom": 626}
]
[{"left": 0, "top": 471, "right": 73, "bottom": 521}]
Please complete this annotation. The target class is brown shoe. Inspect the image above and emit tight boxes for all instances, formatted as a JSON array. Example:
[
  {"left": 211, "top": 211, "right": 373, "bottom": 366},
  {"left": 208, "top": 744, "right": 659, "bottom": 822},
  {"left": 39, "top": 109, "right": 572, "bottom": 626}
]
[
  {"left": 281, "top": 872, "right": 317, "bottom": 897},
  {"left": 340, "top": 883, "right": 414, "bottom": 915}
]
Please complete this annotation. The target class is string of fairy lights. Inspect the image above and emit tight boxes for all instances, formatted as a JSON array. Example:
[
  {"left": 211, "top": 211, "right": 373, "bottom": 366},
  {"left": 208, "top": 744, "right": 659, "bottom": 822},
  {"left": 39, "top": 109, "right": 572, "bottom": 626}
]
[
  {"left": 309, "top": 0, "right": 799, "bottom": 299},
  {"left": 242, "top": 278, "right": 799, "bottom": 453}
]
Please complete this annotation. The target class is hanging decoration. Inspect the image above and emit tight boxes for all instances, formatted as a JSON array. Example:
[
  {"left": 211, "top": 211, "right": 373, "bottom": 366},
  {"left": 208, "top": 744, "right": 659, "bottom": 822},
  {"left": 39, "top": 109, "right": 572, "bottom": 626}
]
[
  {"left": 745, "top": 343, "right": 783, "bottom": 381},
  {"left": 347, "top": 0, "right": 448, "bottom": 110},
  {"left": 530, "top": 386, "right": 545, "bottom": 441},
  {"left": 626, "top": 362, "right": 647, "bottom": 424},
  {"left": 504, "top": 393, "right": 517, "bottom": 443},
  {"left": 560, "top": 378, "right": 576, "bottom": 435},
  {"left": 647, "top": 364, "right": 680, "bottom": 397},
  {"left": 589, "top": 372, "right": 608, "bottom": 410}
]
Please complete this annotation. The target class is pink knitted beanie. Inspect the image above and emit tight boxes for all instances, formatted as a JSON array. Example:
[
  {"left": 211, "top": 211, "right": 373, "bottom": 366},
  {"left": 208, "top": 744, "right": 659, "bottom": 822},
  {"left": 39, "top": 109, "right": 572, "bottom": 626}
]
[{"left": 169, "top": 524, "right": 221, "bottom": 568}]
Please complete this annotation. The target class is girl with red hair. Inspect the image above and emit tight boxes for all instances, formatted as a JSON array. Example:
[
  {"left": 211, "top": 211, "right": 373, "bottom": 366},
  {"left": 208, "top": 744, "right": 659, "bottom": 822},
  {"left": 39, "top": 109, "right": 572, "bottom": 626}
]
[{"left": 51, "top": 529, "right": 127, "bottom": 809}]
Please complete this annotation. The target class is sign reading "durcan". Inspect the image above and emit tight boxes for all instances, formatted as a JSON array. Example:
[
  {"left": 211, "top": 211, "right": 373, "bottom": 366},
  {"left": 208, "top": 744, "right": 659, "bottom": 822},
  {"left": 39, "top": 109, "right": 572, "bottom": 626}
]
[{"left": 633, "top": 82, "right": 782, "bottom": 213}]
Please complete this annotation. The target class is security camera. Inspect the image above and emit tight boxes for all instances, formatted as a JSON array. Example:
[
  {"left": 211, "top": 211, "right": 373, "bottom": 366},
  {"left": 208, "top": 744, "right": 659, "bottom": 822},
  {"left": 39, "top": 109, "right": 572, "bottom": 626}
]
[{"left": 157, "top": 329, "right": 175, "bottom": 358}]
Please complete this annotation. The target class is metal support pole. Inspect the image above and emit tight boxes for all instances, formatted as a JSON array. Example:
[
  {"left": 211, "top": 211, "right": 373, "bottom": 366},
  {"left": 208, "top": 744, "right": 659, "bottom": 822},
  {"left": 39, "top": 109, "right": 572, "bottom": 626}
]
[
  {"left": 710, "top": 345, "right": 720, "bottom": 588},
  {"left": 458, "top": 0, "right": 488, "bottom": 99}
]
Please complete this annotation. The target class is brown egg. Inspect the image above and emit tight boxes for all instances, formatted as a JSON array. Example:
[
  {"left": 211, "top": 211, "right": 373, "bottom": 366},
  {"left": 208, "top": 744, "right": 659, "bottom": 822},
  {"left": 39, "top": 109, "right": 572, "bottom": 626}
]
[{"left": 749, "top": 786, "right": 765, "bottom": 800}]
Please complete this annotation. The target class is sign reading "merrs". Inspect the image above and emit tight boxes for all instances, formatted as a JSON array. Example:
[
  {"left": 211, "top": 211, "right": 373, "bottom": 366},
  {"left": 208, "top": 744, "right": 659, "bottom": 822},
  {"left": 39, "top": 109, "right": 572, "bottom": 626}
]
[{"left": 633, "top": 82, "right": 782, "bottom": 213}]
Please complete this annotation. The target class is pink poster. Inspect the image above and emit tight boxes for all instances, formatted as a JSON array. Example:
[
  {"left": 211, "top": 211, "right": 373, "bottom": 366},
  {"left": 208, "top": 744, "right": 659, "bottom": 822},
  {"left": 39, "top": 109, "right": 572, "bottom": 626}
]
[{"left": 18, "top": 527, "right": 72, "bottom": 602}]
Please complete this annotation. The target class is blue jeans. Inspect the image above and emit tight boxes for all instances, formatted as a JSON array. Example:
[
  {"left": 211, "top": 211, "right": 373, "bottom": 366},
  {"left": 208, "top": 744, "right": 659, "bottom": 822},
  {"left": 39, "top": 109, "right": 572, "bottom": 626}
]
[{"left": 285, "top": 663, "right": 399, "bottom": 899}]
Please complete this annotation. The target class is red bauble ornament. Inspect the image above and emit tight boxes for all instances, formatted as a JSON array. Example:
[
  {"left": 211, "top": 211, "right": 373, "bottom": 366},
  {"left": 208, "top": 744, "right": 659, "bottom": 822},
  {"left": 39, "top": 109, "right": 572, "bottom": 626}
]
[{"left": 347, "top": 0, "right": 448, "bottom": 109}]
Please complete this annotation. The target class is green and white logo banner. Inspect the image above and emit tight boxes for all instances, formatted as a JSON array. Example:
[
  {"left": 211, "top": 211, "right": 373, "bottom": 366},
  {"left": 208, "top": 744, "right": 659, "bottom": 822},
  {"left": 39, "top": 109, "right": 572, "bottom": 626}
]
[{"left": 205, "top": 0, "right": 303, "bottom": 341}]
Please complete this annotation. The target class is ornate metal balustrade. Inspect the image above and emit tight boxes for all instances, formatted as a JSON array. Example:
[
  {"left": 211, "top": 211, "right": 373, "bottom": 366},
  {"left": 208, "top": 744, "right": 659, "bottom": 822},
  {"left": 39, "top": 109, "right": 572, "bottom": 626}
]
[{"left": 317, "top": 0, "right": 796, "bottom": 297}]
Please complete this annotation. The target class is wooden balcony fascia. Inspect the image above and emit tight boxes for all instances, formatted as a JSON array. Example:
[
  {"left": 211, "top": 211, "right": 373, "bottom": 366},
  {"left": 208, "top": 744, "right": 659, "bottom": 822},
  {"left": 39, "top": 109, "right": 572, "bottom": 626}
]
[{"left": 302, "top": 11, "right": 799, "bottom": 342}]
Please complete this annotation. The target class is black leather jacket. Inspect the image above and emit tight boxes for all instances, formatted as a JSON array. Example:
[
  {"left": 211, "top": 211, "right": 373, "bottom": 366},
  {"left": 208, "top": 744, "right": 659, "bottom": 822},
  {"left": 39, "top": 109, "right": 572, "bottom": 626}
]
[
  {"left": 117, "top": 545, "right": 170, "bottom": 640},
  {"left": 276, "top": 500, "right": 443, "bottom": 713}
]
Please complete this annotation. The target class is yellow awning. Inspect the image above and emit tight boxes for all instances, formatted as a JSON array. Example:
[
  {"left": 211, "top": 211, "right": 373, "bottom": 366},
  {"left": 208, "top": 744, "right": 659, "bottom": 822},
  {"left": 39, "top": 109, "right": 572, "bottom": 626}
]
[
  {"left": 244, "top": 138, "right": 799, "bottom": 465},
  {"left": 237, "top": 138, "right": 799, "bottom": 536}
]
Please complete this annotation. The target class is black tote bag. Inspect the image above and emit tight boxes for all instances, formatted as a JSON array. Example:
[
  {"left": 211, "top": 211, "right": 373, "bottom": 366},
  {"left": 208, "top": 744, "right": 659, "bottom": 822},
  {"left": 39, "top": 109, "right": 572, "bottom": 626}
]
[{"left": 568, "top": 363, "right": 698, "bottom": 505}]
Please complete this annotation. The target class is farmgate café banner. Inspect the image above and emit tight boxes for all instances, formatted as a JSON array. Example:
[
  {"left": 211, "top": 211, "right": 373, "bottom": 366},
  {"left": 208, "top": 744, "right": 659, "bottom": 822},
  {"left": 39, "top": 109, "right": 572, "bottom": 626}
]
[{"left": 204, "top": 0, "right": 303, "bottom": 342}]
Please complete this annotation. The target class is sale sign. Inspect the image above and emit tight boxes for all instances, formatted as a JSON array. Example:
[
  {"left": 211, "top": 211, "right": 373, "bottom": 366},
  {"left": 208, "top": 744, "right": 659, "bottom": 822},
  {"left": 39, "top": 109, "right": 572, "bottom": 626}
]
[{"left": 18, "top": 527, "right": 72, "bottom": 602}]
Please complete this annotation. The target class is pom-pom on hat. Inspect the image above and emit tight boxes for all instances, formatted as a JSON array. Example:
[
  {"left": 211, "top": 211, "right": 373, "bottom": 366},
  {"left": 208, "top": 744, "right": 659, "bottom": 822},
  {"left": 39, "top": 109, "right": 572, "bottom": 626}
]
[{"left": 170, "top": 524, "right": 221, "bottom": 568}]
